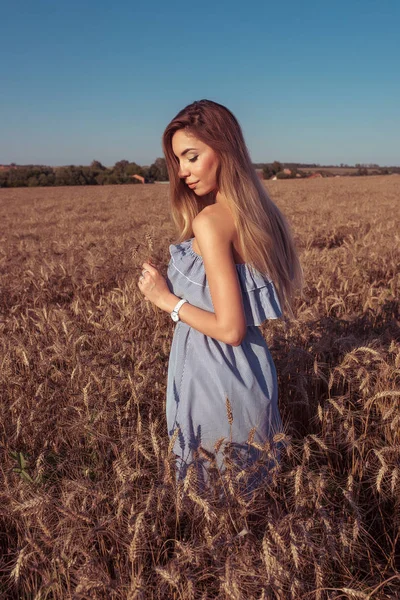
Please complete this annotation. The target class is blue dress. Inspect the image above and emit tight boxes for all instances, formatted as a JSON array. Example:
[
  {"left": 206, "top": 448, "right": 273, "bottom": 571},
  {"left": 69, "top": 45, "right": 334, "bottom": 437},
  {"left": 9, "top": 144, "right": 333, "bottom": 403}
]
[{"left": 166, "top": 237, "right": 285, "bottom": 488}]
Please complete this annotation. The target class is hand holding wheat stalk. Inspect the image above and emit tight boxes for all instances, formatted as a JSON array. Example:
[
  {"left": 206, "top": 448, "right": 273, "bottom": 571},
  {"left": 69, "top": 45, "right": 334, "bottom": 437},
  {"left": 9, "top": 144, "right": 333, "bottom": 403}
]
[{"left": 134, "top": 236, "right": 172, "bottom": 310}]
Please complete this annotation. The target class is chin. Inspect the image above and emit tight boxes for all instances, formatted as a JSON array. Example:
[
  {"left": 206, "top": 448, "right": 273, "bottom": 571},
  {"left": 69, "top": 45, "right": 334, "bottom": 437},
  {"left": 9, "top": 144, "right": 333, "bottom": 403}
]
[{"left": 193, "top": 186, "right": 213, "bottom": 197}]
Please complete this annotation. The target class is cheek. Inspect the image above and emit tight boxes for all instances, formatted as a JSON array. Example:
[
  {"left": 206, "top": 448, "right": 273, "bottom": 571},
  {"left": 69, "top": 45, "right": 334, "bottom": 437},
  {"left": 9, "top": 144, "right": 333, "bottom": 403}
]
[{"left": 202, "top": 155, "right": 219, "bottom": 181}]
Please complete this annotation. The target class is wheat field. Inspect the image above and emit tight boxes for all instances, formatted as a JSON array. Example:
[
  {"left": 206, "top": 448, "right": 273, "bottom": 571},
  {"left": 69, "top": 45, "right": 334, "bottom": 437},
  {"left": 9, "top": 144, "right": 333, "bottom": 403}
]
[{"left": 0, "top": 176, "right": 399, "bottom": 599}]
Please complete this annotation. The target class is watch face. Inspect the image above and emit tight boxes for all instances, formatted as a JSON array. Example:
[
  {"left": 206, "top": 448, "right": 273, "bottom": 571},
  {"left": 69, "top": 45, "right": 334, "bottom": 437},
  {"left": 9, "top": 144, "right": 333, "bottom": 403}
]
[{"left": 171, "top": 312, "right": 179, "bottom": 322}]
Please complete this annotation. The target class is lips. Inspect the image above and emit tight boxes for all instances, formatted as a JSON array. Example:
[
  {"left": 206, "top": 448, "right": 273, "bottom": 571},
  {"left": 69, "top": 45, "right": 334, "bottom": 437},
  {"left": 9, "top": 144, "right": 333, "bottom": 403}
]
[{"left": 187, "top": 181, "right": 199, "bottom": 188}]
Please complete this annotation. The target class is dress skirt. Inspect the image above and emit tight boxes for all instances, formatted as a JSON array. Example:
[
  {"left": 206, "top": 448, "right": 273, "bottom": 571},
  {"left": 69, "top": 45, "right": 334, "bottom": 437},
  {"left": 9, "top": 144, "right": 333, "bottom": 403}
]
[{"left": 165, "top": 238, "right": 285, "bottom": 490}]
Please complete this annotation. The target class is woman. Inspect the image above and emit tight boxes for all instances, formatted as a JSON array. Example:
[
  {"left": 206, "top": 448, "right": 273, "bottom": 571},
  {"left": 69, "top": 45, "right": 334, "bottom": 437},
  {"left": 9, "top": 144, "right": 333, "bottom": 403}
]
[{"left": 138, "top": 99, "right": 303, "bottom": 491}]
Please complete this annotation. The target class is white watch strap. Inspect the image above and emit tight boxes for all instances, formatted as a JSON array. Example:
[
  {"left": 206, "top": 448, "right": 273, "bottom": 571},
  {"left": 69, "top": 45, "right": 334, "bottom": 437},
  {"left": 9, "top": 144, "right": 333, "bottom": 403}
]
[{"left": 172, "top": 298, "right": 188, "bottom": 316}]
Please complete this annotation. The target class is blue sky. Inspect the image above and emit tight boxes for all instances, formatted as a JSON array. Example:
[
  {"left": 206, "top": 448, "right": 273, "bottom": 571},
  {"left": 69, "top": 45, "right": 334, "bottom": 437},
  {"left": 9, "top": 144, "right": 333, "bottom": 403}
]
[{"left": 1, "top": 0, "right": 399, "bottom": 166}]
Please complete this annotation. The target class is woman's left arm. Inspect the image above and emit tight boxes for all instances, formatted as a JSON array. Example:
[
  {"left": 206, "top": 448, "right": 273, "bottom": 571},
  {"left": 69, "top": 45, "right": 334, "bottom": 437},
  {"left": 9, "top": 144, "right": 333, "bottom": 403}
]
[{"left": 138, "top": 210, "right": 247, "bottom": 346}]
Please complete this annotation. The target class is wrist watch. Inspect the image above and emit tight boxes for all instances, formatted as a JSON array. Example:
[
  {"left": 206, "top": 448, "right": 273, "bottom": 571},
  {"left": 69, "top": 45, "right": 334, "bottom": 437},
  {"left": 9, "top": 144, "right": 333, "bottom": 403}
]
[{"left": 171, "top": 298, "right": 188, "bottom": 322}]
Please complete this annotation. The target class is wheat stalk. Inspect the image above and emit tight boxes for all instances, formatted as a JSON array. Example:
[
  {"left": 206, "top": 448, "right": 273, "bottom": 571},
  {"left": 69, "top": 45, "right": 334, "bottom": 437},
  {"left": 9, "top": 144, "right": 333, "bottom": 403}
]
[{"left": 225, "top": 396, "right": 233, "bottom": 425}]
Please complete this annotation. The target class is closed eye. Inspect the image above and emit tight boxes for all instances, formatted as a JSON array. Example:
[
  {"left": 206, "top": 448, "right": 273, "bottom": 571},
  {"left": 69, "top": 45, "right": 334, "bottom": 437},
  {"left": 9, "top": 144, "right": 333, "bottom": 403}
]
[{"left": 189, "top": 156, "right": 198, "bottom": 163}]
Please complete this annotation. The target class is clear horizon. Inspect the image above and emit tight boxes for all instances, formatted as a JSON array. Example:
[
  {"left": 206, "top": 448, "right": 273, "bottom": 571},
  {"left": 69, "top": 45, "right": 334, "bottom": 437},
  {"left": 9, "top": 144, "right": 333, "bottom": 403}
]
[
  {"left": 1, "top": 0, "right": 399, "bottom": 167},
  {"left": 1, "top": 160, "right": 398, "bottom": 169}
]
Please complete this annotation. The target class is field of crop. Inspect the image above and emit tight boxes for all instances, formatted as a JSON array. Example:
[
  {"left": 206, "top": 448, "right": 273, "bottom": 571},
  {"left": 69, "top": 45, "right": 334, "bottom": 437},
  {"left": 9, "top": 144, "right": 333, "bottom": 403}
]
[{"left": 0, "top": 176, "right": 399, "bottom": 599}]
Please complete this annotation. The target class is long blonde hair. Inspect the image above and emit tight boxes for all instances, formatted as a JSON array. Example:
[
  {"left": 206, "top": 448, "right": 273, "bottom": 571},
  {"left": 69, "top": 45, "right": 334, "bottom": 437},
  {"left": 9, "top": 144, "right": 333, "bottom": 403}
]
[{"left": 162, "top": 99, "right": 303, "bottom": 318}]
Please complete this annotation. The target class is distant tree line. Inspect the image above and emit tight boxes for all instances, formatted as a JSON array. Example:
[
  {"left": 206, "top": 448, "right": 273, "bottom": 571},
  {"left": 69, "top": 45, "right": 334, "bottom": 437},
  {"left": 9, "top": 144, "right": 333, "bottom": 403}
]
[
  {"left": 259, "top": 161, "right": 308, "bottom": 179},
  {"left": 254, "top": 162, "right": 400, "bottom": 180},
  {"left": 0, "top": 158, "right": 169, "bottom": 188},
  {"left": 0, "top": 159, "right": 399, "bottom": 188}
]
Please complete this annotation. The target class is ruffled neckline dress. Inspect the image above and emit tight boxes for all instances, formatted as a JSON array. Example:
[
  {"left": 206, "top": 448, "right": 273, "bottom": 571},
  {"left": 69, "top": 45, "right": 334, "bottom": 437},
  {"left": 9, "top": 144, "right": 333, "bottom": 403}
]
[
  {"left": 168, "top": 238, "right": 282, "bottom": 325},
  {"left": 165, "top": 237, "right": 284, "bottom": 488}
]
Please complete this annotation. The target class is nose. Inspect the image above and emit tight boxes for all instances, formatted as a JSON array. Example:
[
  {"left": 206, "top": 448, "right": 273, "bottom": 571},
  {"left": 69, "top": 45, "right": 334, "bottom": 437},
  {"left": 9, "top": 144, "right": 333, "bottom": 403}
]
[{"left": 178, "top": 162, "right": 190, "bottom": 179}]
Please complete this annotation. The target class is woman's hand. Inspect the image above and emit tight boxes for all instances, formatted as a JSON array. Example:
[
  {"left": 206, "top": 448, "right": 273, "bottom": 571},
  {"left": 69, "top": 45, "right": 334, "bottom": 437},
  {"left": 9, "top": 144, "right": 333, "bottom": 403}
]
[{"left": 137, "top": 260, "right": 173, "bottom": 311}]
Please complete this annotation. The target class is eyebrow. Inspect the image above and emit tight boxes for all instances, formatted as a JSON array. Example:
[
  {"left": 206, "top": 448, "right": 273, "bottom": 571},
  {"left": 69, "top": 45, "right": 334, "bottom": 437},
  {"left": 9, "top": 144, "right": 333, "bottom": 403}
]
[{"left": 179, "top": 147, "right": 198, "bottom": 157}]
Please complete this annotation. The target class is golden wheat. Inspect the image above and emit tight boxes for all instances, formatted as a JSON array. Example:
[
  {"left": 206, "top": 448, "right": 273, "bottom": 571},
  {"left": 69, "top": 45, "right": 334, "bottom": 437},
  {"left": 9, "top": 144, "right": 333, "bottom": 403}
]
[{"left": 0, "top": 177, "right": 399, "bottom": 599}]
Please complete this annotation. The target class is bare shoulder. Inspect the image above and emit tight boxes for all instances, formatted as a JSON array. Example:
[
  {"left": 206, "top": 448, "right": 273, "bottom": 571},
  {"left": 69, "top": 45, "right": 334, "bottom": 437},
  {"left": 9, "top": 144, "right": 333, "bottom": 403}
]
[
  {"left": 192, "top": 204, "right": 247, "bottom": 345},
  {"left": 193, "top": 203, "right": 247, "bottom": 264},
  {"left": 193, "top": 203, "right": 235, "bottom": 240},
  {"left": 192, "top": 204, "right": 237, "bottom": 262}
]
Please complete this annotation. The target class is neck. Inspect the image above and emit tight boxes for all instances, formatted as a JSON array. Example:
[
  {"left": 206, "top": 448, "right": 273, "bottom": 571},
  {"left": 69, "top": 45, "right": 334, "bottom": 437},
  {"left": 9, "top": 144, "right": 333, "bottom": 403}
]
[{"left": 215, "top": 190, "right": 228, "bottom": 206}]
